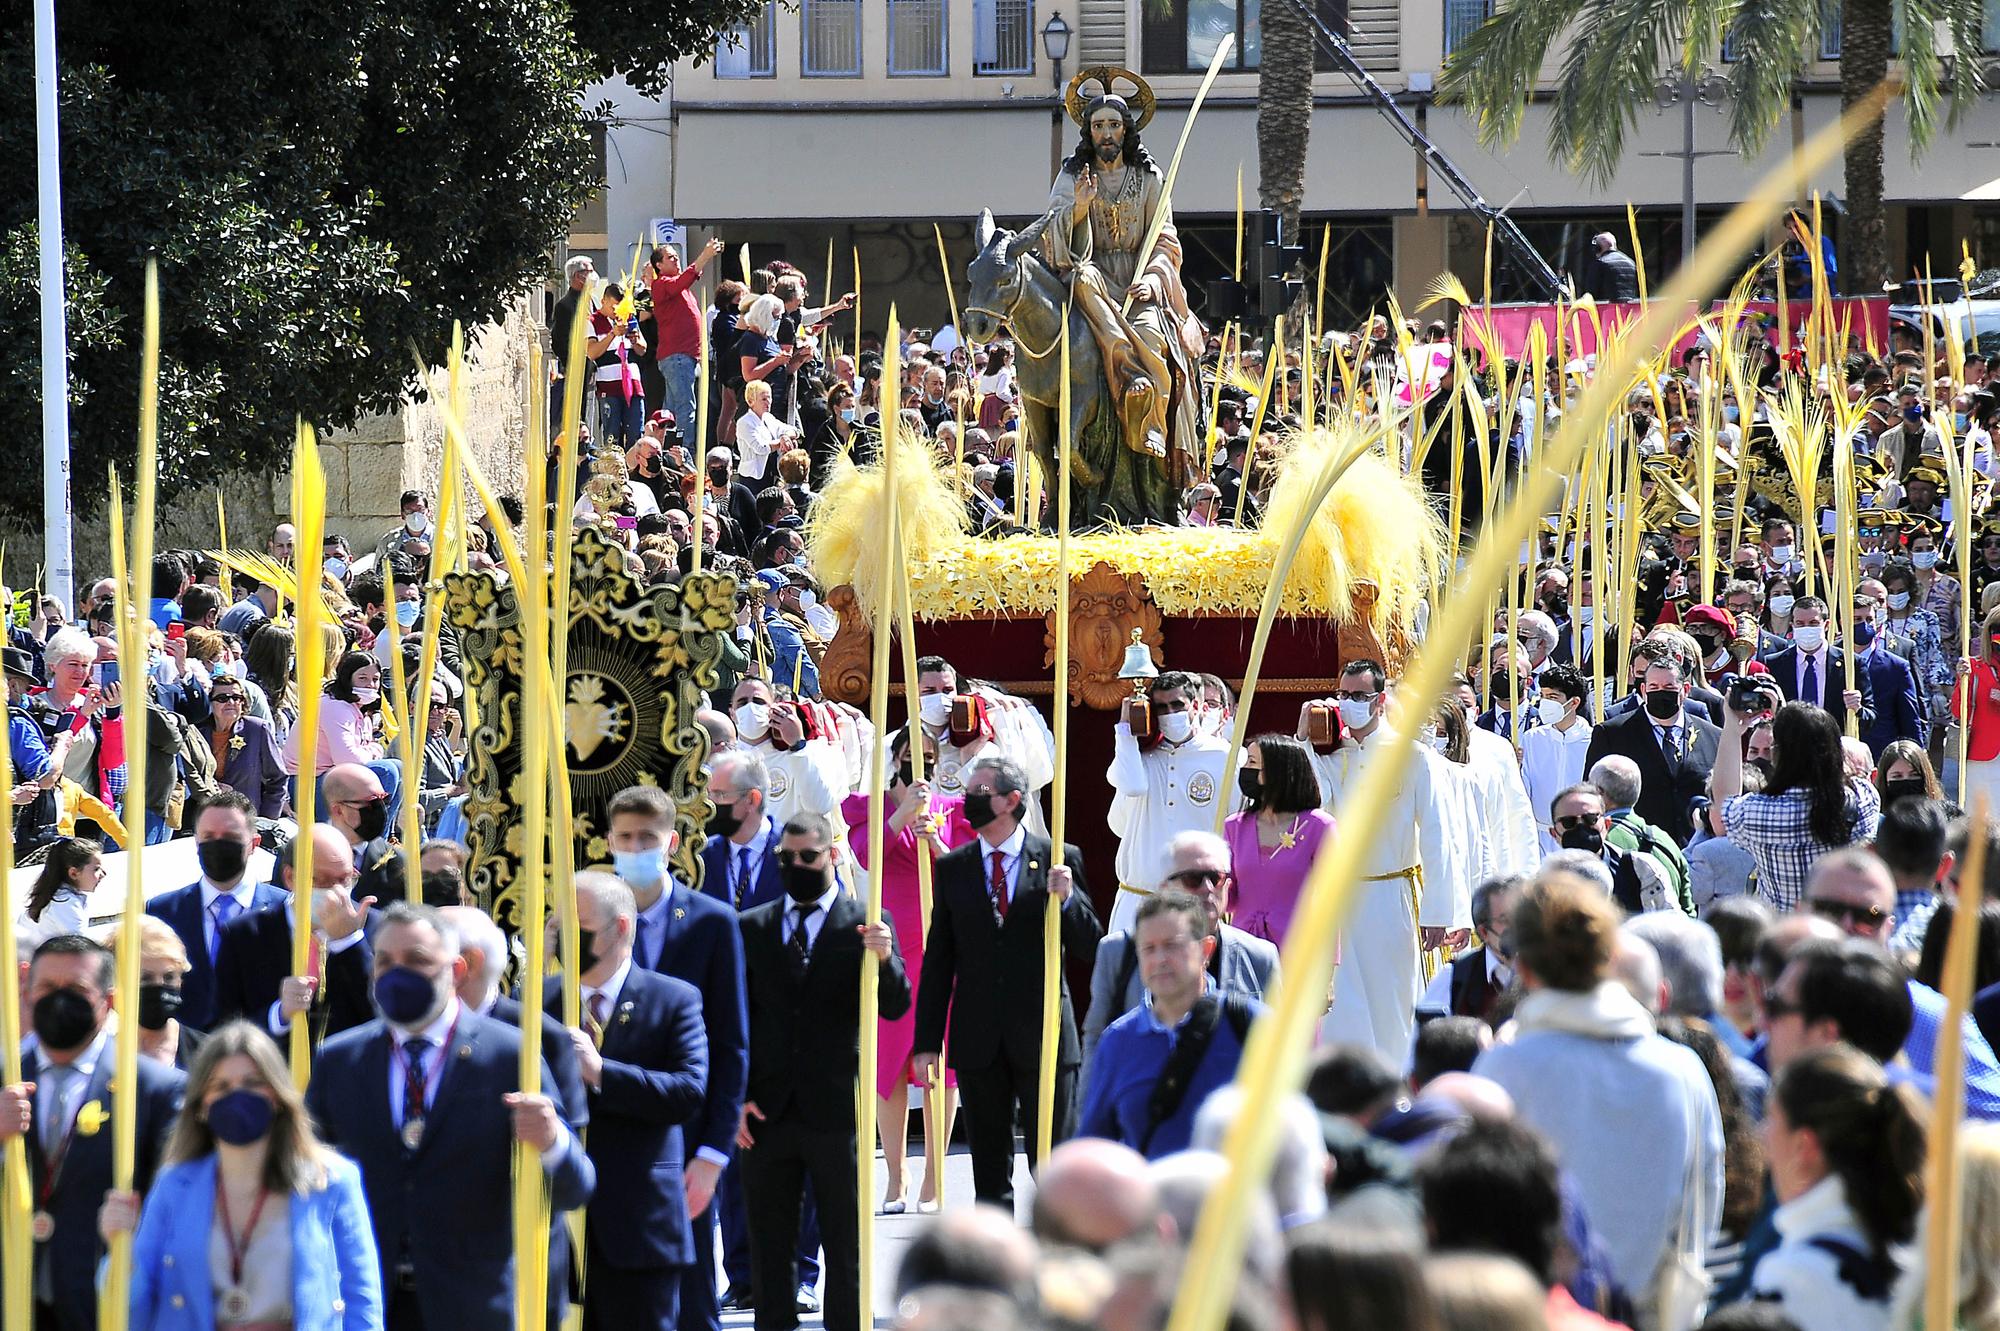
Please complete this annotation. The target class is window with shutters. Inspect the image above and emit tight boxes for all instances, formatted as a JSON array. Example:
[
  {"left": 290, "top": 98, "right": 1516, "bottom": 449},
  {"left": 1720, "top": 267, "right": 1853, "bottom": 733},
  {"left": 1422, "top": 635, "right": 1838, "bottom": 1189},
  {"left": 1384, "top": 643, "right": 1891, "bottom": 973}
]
[
  {"left": 1441, "top": 0, "right": 1491, "bottom": 56},
  {"left": 974, "top": 0, "right": 1035, "bottom": 74},
  {"left": 802, "top": 0, "right": 862, "bottom": 74},
  {"left": 889, "top": 0, "right": 951, "bottom": 74},
  {"left": 715, "top": 3, "right": 778, "bottom": 77},
  {"left": 1139, "top": 0, "right": 1345, "bottom": 73}
]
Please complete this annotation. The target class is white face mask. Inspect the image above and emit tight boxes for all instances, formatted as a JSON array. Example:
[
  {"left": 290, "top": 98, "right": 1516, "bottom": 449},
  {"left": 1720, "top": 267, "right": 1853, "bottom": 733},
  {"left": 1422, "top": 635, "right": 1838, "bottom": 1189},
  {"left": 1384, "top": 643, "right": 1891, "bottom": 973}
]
[
  {"left": 1913, "top": 550, "right": 1940, "bottom": 570},
  {"left": 1336, "top": 698, "right": 1375, "bottom": 731},
  {"left": 918, "top": 693, "right": 953, "bottom": 729},
  {"left": 1576, "top": 605, "right": 1594, "bottom": 630},
  {"left": 324, "top": 557, "right": 349, "bottom": 580},
  {"left": 1768, "top": 594, "right": 1797, "bottom": 617},
  {"left": 733, "top": 701, "right": 771, "bottom": 740},
  {"left": 1770, "top": 544, "right": 1795, "bottom": 564},
  {"left": 1887, "top": 590, "right": 1912, "bottom": 610},
  {"left": 1536, "top": 697, "right": 1568, "bottom": 727},
  {"left": 1158, "top": 711, "right": 1195, "bottom": 744},
  {"left": 1792, "top": 624, "right": 1826, "bottom": 652},
  {"left": 404, "top": 511, "right": 431, "bottom": 535},
  {"left": 352, "top": 686, "right": 380, "bottom": 705}
]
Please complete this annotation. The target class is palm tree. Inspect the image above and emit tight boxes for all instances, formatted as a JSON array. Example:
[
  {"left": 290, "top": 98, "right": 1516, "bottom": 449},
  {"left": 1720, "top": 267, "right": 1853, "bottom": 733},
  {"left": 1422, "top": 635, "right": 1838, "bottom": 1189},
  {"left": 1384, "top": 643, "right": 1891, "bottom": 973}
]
[
  {"left": 1436, "top": 0, "right": 1985, "bottom": 293},
  {"left": 1258, "top": 0, "right": 1316, "bottom": 236}
]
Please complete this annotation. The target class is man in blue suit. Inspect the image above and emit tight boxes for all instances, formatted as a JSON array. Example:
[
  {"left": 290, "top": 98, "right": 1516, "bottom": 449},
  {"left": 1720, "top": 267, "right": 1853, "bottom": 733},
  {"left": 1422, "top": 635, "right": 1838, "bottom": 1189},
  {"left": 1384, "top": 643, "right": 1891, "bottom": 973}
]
[
  {"left": 1757, "top": 596, "right": 1876, "bottom": 737},
  {"left": 699, "top": 754, "right": 819, "bottom": 1314},
  {"left": 211, "top": 824, "right": 376, "bottom": 1046},
  {"left": 0, "top": 935, "right": 184, "bottom": 1331},
  {"left": 144, "top": 790, "right": 287, "bottom": 1030},
  {"left": 702, "top": 752, "right": 784, "bottom": 912},
  {"left": 305, "top": 902, "right": 594, "bottom": 1331},
  {"left": 1851, "top": 585, "right": 1925, "bottom": 757},
  {"left": 605, "top": 785, "right": 749, "bottom": 1331},
  {"left": 545, "top": 873, "right": 709, "bottom": 1330}
]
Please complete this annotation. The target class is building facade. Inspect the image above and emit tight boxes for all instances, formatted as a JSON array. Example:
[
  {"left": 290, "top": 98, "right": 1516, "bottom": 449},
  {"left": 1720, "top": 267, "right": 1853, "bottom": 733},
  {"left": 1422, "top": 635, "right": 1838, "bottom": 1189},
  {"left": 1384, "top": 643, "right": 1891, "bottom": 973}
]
[{"left": 568, "top": 0, "right": 2000, "bottom": 330}]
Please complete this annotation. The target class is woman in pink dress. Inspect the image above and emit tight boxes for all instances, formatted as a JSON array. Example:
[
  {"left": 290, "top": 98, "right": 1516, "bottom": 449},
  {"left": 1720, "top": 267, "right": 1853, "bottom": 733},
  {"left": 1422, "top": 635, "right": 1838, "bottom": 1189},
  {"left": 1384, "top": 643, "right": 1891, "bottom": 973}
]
[
  {"left": 1224, "top": 734, "right": 1336, "bottom": 948},
  {"left": 840, "top": 728, "right": 974, "bottom": 1213}
]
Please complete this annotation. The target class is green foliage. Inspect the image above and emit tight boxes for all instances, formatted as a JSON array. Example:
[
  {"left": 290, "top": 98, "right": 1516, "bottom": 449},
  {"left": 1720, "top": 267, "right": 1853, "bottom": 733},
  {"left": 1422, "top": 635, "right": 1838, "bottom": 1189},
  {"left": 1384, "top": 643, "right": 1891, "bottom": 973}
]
[
  {"left": 0, "top": 0, "right": 757, "bottom": 524},
  {"left": 1435, "top": 0, "right": 1985, "bottom": 182}
]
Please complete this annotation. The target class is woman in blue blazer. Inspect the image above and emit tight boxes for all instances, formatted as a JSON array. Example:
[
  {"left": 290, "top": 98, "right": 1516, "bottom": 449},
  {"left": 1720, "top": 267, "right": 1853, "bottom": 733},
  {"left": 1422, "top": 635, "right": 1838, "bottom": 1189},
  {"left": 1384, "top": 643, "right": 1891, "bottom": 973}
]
[{"left": 102, "top": 1021, "right": 383, "bottom": 1331}]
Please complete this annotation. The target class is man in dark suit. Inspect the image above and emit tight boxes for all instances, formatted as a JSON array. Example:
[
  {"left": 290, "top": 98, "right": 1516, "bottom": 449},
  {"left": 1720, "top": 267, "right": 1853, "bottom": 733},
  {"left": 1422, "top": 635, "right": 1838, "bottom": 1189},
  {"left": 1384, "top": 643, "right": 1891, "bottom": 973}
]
[
  {"left": 144, "top": 789, "right": 287, "bottom": 1029},
  {"left": 443, "top": 904, "right": 587, "bottom": 1134},
  {"left": 1758, "top": 596, "right": 1876, "bottom": 737},
  {"left": 702, "top": 752, "right": 784, "bottom": 912},
  {"left": 1582, "top": 643, "right": 1721, "bottom": 846},
  {"left": 738, "top": 812, "right": 908, "bottom": 1331},
  {"left": 546, "top": 873, "right": 709, "bottom": 1331},
  {"left": 306, "top": 901, "right": 594, "bottom": 1331},
  {"left": 700, "top": 756, "right": 818, "bottom": 1314},
  {"left": 1583, "top": 232, "right": 1640, "bottom": 303},
  {"left": 212, "top": 823, "right": 376, "bottom": 1043},
  {"left": 605, "top": 785, "right": 750, "bottom": 1331},
  {"left": 912, "top": 754, "right": 1101, "bottom": 1208},
  {"left": 0, "top": 935, "right": 184, "bottom": 1331},
  {"left": 1851, "top": 593, "right": 1925, "bottom": 756},
  {"left": 324, "top": 762, "right": 407, "bottom": 905}
]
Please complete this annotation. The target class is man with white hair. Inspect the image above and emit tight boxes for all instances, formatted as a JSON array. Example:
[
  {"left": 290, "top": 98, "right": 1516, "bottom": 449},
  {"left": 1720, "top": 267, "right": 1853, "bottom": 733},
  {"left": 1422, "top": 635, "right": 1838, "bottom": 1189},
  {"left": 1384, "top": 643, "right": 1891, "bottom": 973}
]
[
  {"left": 1583, "top": 232, "right": 1639, "bottom": 303},
  {"left": 1588, "top": 754, "right": 1695, "bottom": 915},
  {"left": 551, "top": 255, "right": 596, "bottom": 423},
  {"left": 1516, "top": 609, "right": 1561, "bottom": 679},
  {"left": 1082, "top": 830, "right": 1280, "bottom": 1063},
  {"left": 1624, "top": 911, "right": 1770, "bottom": 1113},
  {"left": 442, "top": 903, "right": 588, "bottom": 1149}
]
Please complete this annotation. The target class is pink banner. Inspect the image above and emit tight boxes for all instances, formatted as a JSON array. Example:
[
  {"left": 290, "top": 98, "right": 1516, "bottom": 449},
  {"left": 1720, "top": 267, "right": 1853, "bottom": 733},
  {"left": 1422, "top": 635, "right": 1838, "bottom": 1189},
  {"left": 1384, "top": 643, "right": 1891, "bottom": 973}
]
[{"left": 1460, "top": 297, "right": 1893, "bottom": 364}]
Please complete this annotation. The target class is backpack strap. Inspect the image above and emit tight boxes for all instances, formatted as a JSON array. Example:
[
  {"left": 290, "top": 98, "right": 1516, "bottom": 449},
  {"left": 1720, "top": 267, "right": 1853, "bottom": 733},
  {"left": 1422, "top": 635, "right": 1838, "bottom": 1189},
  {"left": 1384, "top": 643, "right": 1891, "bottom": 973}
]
[
  {"left": 1137, "top": 995, "right": 1226, "bottom": 1155},
  {"left": 1802, "top": 1236, "right": 1898, "bottom": 1303},
  {"left": 1114, "top": 937, "right": 1141, "bottom": 1018}
]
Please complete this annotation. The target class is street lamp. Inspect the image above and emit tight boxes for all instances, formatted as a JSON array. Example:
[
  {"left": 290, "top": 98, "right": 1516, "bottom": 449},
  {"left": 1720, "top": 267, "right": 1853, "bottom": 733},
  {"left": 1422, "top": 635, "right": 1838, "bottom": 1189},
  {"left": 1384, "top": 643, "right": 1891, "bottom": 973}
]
[
  {"left": 1043, "top": 12, "right": 1073, "bottom": 174},
  {"left": 1643, "top": 66, "right": 1733, "bottom": 265},
  {"left": 1042, "top": 11, "right": 1072, "bottom": 86}
]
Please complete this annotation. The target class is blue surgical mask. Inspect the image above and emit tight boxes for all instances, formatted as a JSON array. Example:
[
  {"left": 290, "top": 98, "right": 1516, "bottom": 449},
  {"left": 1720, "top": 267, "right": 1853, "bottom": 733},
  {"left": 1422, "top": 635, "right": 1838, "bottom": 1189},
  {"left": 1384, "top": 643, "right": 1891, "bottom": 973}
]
[
  {"left": 372, "top": 966, "right": 443, "bottom": 1027},
  {"left": 1958, "top": 412, "right": 1971, "bottom": 432},
  {"left": 396, "top": 600, "right": 420, "bottom": 628},
  {"left": 612, "top": 847, "right": 667, "bottom": 890},
  {"left": 840, "top": 408, "right": 856, "bottom": 423},
  {"left": 1723, "top": 404, "right": 1740, "bottom": 423}
]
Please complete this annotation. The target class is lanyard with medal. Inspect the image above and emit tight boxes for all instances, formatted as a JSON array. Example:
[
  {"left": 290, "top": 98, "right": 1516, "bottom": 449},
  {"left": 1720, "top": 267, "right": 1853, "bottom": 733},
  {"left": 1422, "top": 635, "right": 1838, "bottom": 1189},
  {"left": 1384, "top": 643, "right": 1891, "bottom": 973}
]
[
  {"left": 215, "top": 1177, "right": 272, "bottom": 1322},
  {"left": 33, "top": 1075, "right": 97, "bottom": 1243},
  {"left": 400, "top": 1010, "right": 460, "bottom": 1151}
]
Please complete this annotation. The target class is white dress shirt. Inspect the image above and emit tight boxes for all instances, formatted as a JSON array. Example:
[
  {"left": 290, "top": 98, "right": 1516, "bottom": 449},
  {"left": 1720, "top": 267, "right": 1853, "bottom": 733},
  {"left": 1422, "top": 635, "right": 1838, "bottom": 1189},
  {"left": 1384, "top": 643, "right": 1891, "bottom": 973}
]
[
  {"left": 971, "top": 824, "right": 1028, "bottom": 904},
  {"left": 388, "top": 997, "right": 571, "bottom": 1168},
  {"left": 781, "top": 881, "right": 843, "bottom": 950}
]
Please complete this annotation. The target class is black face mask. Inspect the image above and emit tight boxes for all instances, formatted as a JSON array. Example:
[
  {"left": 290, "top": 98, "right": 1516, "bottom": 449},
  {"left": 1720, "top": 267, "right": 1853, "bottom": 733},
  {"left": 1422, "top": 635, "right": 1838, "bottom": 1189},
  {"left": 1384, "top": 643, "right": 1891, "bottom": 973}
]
[
  {"left": 573, "top": 927, "right": 599, "bottom": 970},
  {"left": 137, "top": 983, "right": 183, "bottom": 1032},
  {"left": 963, "top": 792, "right": 1001, "bottom": 830},
  {"left": 1544, "top": 594, "right": 1571, "bottom": 619},
  {"left": 781, "top": 864, "right": 829, "bottom": 904},
  {"left": 707, "top": 800, "right": 743, "bottom": 839},
  {"left": 1559, "top": 823, "right": 1604, "bottom": 855},
  {"left": 352, "top": 799, "right": 389, "bottom": 843},
  {"left": 708, "top": 466, "right": 731, "bottom": 485},
  {"left": 31, "top": 988, "right": 96, "bottom": 1052},
  {"left": 1643, "top": 689, "right": 1682, "bottom": 721},
  {"left": 195, "top": 837, "right": 250, "bottom": 885},
  {"left": 1690, "top": 635, "right": 1723, "bottom": 661},
  {"left": 1236, "top": 769, "right": 1262, "bottom": 802},
  {"left": 1883, "top": 777, "right": 1929, "bottom": 806}
]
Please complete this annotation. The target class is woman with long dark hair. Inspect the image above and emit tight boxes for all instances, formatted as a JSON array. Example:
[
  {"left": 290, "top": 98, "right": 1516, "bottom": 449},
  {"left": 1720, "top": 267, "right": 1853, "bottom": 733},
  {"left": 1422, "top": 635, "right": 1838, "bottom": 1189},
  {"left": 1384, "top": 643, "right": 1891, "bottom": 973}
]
[
  {"left": 1715, "top": 688, "right": 1881, "bottom": 912},
  {"left": 1224, "top": 735, "right": 1333, "bottom": 946},
  {"left": 1749, "top": 1043, "right": 1926, "bottom": 1328},
  {"left": 27, "top": 836, "right": 103, "bottom": 931}
]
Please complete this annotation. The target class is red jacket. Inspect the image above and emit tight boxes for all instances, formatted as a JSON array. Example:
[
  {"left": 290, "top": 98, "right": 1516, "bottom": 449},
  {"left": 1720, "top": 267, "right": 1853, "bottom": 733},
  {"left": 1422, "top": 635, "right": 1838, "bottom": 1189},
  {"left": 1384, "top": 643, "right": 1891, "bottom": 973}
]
[{"left": 1952, "top": 656, "right": 2000, "bottom": 763}]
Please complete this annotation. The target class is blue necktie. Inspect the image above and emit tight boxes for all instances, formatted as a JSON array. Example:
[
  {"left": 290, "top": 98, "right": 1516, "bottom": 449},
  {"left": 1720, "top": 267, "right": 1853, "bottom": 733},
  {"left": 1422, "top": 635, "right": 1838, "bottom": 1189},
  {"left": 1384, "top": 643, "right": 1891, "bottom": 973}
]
[
  {"left": 735, "top": 846, "right": 754, "bottom": 908},
  {"left": 209, "top": 895, "right": 241, "bottom": 965},
  {"left": 1802, "top": 653, "right": 1820, "bottom": 709}
]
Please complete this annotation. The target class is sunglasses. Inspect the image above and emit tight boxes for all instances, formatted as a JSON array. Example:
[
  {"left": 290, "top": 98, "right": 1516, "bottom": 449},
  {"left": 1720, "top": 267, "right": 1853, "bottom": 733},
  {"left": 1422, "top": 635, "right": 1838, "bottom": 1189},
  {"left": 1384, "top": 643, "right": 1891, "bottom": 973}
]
[
  {"left": 211, "top": 693, "right": 244, "bottom": 704},
  {"left": 1553, "top": 813, "right": 1601, "bottom": 831},
  {"left": 1166, "top": 869, "right": 1227, "bottom": 889},
  {"left": 1806, "top": 898, "right": 1888, "bottom": 928},
  {"left": 776, "top": 847, "right": 826, "bottom": 868}
]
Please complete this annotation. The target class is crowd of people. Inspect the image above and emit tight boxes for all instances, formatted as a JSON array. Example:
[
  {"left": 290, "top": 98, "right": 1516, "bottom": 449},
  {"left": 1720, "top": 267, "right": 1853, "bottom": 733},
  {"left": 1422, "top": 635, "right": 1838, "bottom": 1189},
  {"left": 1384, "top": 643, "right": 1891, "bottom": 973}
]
[{"left": 6, "top": 234, "right": 2000, "bottom": 1331}]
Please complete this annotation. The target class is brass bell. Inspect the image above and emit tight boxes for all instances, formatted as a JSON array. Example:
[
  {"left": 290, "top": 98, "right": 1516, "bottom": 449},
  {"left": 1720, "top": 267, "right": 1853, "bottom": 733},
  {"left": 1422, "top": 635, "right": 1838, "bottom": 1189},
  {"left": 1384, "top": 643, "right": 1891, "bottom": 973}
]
[{"left": 1117, "top": 628, "right": 1158, "bottom": 694}]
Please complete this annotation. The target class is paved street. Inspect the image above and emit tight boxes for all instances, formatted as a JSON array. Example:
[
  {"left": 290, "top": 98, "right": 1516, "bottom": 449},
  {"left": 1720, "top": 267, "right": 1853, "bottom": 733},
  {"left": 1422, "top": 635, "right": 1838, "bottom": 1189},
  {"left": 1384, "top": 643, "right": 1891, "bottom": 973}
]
[{"left": 716, "top": 1143, "right": 1005, "bottom": 1329}]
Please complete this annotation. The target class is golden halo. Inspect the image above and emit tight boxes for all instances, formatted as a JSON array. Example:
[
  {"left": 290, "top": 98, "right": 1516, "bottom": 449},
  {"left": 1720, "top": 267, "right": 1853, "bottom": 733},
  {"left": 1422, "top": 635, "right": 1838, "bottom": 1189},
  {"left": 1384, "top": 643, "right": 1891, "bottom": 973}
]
[{"left": 1064, "top": 66, "right": 1156, "bottom": 132}]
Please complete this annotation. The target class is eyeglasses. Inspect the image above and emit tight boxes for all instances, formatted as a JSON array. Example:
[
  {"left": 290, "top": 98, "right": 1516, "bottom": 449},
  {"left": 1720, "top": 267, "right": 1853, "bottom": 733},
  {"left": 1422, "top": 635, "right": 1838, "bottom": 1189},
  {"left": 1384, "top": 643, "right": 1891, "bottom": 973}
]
[
  {"left": 1806, "top": 898, "right": 1889, "bottom": 928},
  {"left": 1331, "top": 690, "right": 1379, "bottom": 703},
  {"left": 1553, "top": 813, "right": 1602, "bottom": 831},
  {"left": 1166, "top": 869, "right": 1227, "bottom": 890},
  {"left": 776, "top": 847, "right": 826, "bottom": 868},
  {"left": 339, "top": 795, "right": 388, "bottom": 809}
]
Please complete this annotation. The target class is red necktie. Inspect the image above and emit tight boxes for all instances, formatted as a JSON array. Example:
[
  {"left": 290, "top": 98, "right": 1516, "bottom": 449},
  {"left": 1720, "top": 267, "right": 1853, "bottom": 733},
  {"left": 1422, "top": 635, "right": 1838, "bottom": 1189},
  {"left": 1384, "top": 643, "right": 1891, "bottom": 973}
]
[{"left": 988, "top": 849, "right": 1009, "bottom": 922}]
